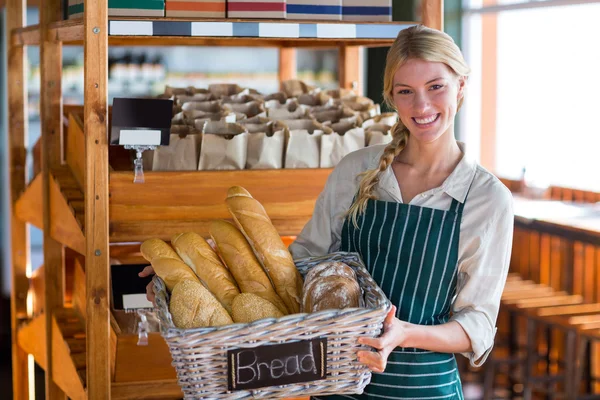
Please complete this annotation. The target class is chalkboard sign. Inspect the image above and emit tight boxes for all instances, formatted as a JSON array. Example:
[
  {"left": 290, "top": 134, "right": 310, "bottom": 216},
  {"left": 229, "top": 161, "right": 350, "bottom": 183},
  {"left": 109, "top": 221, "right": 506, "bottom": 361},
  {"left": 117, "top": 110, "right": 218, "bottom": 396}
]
[
  {"left": 110, "top": 97, "right": 173, "bottom": 147},
  {"left": 111, "top": 264, "right": 153, "bottom": 310},
  {"left": 227, "top": 338, "right": 327, "bottom": 391}
]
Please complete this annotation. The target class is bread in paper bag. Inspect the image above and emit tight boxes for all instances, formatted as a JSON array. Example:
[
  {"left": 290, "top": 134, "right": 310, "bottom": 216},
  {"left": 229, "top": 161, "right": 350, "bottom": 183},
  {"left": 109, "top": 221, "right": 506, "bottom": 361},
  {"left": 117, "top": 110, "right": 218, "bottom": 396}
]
[
  {"left": 320, "top": 120, "right": 365, "bottom": 168},
  {"left": 281, "top": 119, "right": 332, "bottom": 169},
  {"left": 151, "top": 125, "right": 201, "bottom": 171},
  {"left": 198, "top": 121, "right": 248, "bottom": 170},
  {"left": 366, "top": 123, "right": 393, "bottom": 146},
  {"left": 208, "top": 83, "right": 244, "bottom": 98}
]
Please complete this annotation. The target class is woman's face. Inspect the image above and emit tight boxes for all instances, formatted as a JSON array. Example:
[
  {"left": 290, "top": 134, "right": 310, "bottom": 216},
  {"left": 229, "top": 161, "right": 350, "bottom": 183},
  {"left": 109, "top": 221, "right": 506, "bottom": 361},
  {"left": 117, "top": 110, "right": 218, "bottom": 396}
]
[{"left": 392, "top": 58, "right": 465, "bottom": 144}]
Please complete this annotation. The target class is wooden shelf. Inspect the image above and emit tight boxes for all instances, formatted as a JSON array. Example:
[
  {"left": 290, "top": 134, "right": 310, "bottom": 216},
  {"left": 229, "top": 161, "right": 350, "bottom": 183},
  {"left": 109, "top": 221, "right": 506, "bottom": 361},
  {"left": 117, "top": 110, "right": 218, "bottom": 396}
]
[
  {"left": 12, "top": 17, "right": 416, "bottom": 47},
  {"left": 109, "top": 168, "right": 333, "bottom": 242}
]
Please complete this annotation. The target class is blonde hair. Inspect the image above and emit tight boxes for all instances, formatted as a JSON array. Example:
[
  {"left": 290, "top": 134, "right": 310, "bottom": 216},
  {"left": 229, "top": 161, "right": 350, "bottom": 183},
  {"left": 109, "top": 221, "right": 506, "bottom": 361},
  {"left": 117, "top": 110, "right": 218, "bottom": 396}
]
[{"left": 346, "top": 25, "right": 471, "bottom": 228}]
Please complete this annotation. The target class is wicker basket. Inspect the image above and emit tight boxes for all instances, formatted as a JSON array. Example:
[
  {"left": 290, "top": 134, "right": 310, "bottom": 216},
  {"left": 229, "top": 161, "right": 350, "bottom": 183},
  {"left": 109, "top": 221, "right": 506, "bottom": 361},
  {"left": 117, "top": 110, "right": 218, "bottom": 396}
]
[{"left": 153, "top": 251, "right": 391, "bottom": 399}]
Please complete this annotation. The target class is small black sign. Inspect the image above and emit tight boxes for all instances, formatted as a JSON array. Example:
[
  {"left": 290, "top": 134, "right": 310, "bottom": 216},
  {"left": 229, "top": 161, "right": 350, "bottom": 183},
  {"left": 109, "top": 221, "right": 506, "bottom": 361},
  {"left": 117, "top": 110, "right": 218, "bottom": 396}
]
[
  {"left": 111, "top": 264, "right": 153, "bottom": 310},
  {"left": 110, "top": 97, "right": 173, "bottom": 147},
  {"left": 227, "top": 338, "right": 327, "bottom": 391}
]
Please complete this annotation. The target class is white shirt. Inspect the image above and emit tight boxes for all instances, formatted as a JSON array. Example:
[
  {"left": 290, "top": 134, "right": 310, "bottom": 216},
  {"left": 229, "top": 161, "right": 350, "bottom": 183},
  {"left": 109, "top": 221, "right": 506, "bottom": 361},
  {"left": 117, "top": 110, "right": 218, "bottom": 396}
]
[{"left": 289, "top": 142, "right": 514, "bottom": 367}]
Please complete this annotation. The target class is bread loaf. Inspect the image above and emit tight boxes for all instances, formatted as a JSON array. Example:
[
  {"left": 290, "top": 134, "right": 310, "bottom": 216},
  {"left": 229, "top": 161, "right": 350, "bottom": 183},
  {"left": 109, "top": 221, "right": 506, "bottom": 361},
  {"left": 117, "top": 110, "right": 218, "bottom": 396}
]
[
  {"left": 231, "top": 293, "right": 284, "bottom": 323},
  {"left": 171, "top": 232, "right": 240, "bottom": 314},
  {"left": 304, "top": 261, "right": 357, "bottom": 285},
  {"left": 209, "top": 220, "right": 289, "bottom": 314},
  {"left": 302, "top": 275, "right": 361, "bottom": 313},
  {"left": 140, "top": 238, "right": 200, "bottom": 291},
  {"left": 170, "top": 279, "right": 233, "bottom": 328},
  {"left": 225, "top": 186, "right": 303, "bottom": 314}
]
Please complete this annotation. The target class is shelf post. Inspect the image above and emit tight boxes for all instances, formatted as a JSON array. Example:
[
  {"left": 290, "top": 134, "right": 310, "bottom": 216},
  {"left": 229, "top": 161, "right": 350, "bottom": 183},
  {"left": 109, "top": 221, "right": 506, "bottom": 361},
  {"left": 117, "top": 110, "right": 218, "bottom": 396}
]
[
  {"left": 422, "top": 0, "right": 444, "bottom": 31},
  {"left": 338, "top": 46, "right": 362, "bottom": 95},
  {"left": 83, "top": 0, "right": 111, "bottom": 397},
  {"left": 279, "top": 47, "right": 297, "bottom": 88},
  {"left": 39, "top": 0, "right": 67, "bottom": 396},
  {"left": 7, "top": 0, "right": 31, "bottom": 397}
]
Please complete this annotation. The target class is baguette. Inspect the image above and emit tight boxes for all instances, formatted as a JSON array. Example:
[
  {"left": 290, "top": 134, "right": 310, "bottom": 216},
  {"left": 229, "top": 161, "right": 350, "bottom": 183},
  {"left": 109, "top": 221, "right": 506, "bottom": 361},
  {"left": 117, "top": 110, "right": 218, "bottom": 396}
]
[
  {"left": 140, "top": 238, "right": 199, "bottom": 291},
  {"left": 171, "top": 232, "right": 240, "bottom": 314},
  {"left": 170, "top": 279, "right": 233, "bottom": 328},
  {"left": 209, "top": 220, "right": 289, "bottom": 314},
  {"left": 225, "top": 186, "right": 303, "bottom": 314}
]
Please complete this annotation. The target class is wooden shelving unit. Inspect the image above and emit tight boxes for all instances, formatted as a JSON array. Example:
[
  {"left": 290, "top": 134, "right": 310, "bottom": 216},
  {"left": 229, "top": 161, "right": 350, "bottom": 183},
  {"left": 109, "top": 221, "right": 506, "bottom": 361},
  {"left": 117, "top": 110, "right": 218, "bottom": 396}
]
[{"left": 7, "top": 0, "right": 443, "bottom": 399}]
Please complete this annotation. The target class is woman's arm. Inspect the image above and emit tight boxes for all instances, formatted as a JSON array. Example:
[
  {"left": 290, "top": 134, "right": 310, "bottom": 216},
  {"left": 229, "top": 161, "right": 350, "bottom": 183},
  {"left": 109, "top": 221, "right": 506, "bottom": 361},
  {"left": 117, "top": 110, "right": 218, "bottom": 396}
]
[{"left": 358, "top": 307, "right": 472, "bottom": 373}]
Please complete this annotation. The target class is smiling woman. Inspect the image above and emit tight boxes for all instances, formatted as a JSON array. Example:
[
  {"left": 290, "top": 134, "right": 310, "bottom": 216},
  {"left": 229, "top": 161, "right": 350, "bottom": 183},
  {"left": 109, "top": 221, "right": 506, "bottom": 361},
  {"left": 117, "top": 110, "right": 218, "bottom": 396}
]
[{"left": 290, "top": 24, "right": 514, "bottom": 400}]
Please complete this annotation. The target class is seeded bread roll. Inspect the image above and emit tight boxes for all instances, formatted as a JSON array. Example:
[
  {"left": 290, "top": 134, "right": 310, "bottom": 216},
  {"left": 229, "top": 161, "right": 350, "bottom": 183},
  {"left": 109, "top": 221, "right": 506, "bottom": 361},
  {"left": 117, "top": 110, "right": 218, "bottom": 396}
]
[
  {"left": 140, "top": 238, "right": 200, "bottom": 291},
  {"left": 231, "top": 293, "right": 284, "bottom": 323},
  {"left": 169, "top": 280, "right": 233, "bottom": 328},
  {"left": 302, "top": 275, "right": 361, "bottom": 313},
  {"left": 225, "top": 186, "right": 303, "bottom": 314},
  {"left": 209, "top": 220, "right": 289, "bottom": 314},
  {"left": 171, "top": 232, "right": 240, "bottom": 314}
]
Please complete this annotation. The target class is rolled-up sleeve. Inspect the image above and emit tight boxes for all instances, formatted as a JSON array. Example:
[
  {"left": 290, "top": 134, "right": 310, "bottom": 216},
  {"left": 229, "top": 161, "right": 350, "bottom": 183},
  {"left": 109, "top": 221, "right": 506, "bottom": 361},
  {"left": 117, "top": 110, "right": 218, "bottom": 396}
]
[{"left": 450, "top": 193, "right": 514, "bottom": 367}]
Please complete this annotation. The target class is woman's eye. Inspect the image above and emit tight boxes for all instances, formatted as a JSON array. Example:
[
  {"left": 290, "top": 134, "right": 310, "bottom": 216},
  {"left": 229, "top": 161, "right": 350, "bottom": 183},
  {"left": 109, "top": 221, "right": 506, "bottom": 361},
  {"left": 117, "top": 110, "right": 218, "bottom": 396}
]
[
  {"left": 397, "top": 89, "right": 411, "bottom": 95},
  {"left": 430, "top": 84, "right": 444, "bottom": 90}
]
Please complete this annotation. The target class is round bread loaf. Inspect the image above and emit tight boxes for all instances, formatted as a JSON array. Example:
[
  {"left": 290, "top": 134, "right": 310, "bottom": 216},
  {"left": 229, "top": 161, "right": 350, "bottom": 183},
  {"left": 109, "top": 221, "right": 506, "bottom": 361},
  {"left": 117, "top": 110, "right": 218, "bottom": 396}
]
[
  {"left": 169, "top": 279, "right": 233, "bottom": 329},
  {"left": 302, "top": 275, "right": 361, "bottom": 313},
  {"left": 304, "top": 261, "right": 356, "bottom": 285},
  {"left": 231, "top": 293, "right": 284, "bottom": 323}
]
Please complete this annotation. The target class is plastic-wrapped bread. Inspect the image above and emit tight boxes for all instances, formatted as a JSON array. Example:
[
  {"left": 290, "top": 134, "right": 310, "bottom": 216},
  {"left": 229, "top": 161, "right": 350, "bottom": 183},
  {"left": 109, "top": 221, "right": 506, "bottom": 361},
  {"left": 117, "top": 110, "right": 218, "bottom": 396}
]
[
  {"left": 170, "top": 280, "right": 233, "bottom": 328},
  {"left": 225, "top": 186, "right": 303, "bottom": 314},
  {"left": 171, "top": 232, "right": 240, "bottom": 315},
  {"left": 140, "top": 238, "right": 200, "bottom": 291},
  {"left": 209, "top": 220, "right": 288, "bottom": 314},
  {"left": 231, "top": 293, "right": 284, "bottom": 323}
]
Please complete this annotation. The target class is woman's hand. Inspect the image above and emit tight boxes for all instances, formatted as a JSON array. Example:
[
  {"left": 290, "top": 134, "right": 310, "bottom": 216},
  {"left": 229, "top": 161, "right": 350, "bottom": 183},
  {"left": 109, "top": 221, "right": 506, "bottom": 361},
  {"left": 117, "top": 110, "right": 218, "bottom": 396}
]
[
  {"left": 357, "top": 305, "right": 408, "bottom": 373},
  {"left": 138, "top": 265, "right": 156, "bottom": 304}
]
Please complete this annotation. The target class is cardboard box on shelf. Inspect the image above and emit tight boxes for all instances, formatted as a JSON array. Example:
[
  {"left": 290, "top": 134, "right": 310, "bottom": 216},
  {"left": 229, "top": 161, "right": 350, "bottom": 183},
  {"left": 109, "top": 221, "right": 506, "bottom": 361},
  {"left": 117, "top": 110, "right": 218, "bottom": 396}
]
[
  {"left": 67, "top": 0, "right": 165, "bottom": 18},
  {"left": 286, "top": 0, "right": 341, "bottom": 21},
  {"left": 227, "top": 0, "right": 286, "bottom": 19},
  {"left": 341, "top": 0, "right": 391, "bottom": 22},
  {"left": 166, "top": 0, "right": 226, "bottom": 18}
]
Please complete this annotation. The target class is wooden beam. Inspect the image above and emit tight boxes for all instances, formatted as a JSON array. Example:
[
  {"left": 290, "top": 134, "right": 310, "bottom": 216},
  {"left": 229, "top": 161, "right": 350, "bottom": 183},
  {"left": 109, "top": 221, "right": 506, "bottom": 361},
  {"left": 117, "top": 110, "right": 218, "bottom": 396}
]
[
  {"left": 15, "top": 174, "right": 43, "bottom": 229},
  {"left": 111, "top": 380, "right": 183, "bottom": 400},
  {"left": 279, "top": 47, "right": 296, "bottom": 89},
  {"left": 66, "top": 113, "right": 85, "bottom": 188},
  {"left": 7, "top": 0, "right": 31, "bottom": 397},
  {"left": 338, "top": 46, "right": 361, "bottom": 95},
  {"left": 17, "top": 313, "right": 87, "bottom": 400},
  {"left": 40, "top": 0, "right": 66, "bottom": 397},
  {"left": 421, "top": 0, "right": 444, "bottom": 31},
  {"left": 84, "top": 0, "right": 111, "bottom": 397},
  {"left": 50, "top": 174, "right": 86, "bottom": 255}
]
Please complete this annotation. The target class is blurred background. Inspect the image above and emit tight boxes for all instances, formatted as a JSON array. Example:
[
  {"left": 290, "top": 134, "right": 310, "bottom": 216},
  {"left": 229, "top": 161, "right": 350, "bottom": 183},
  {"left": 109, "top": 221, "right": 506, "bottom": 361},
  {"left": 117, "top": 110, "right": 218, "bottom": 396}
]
[{"left": 1, "top": 0, "right": 599, "bottom": 398}]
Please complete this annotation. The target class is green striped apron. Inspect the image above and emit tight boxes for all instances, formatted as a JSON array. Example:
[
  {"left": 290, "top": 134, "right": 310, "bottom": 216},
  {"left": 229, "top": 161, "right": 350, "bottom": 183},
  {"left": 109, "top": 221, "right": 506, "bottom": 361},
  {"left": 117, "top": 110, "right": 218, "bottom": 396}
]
[{"left": 317, "top": 176, "right": 475, "bottom": 400}]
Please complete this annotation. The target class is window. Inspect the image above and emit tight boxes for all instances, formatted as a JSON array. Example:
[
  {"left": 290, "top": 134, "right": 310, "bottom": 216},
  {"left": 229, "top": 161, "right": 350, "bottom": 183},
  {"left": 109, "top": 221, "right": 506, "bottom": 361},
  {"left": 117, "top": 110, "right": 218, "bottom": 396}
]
[{"left": 461, "top": 0, "right": 600, "bottom": 192}]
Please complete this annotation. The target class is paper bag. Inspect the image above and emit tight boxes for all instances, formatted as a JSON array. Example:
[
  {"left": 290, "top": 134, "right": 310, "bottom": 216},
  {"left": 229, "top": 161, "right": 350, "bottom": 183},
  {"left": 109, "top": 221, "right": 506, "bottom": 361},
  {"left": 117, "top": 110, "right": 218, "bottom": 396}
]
[
  {"left": 311, "top": 105, "right": 360, "bottom": 125},
  {"left": 297, "top": 92, "right": 332, "bottom": 107},
  {"left": 208, "top": 83, "right": 244, "bottom": 98},
  {"left": 281, "top": 79, "right": 315, "bottom": 98},
  {"left": 267, "top": 100, "right": 307, "bottom": 120},
  {"left": 224, "top": 101, "right": 266, "bottom": 118},
  {"left": 174, "top": 92, "right": 215, "bottom": 105},
  {"left": 181, "top": 100, "right": 223, "bottom": 114},
  {"left": 246, "top": 121, "right": 286, "bottom": 170},
  {"left": 320, "top": 121, "right": 365, "bottom": 168},
  {"left": 363, "top": 112, "right": 398, "bottom": 128},
  {"left": 366, "top": 123, "right": 393, "bottom": 146},
  {"left": 325, "top": 88, "right": 355, "bottom": 100},
  {"left": 282, "top": 119, "right": 332, "bottom": 169},
  {"left": 152, "top": 125, "right": 201, "bottom": 171},
  {"left": 163, "top": 85, "right": 194, "bottom": 97},
  {"left": 198, "top": 121, "right": 248, "bottom": 170},
  {"left": 263, "top": 91, "right": 288, "bottom": 105}
]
